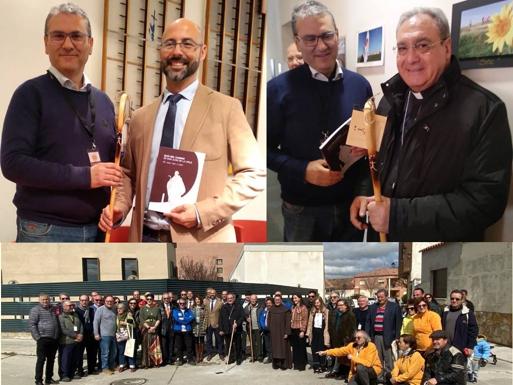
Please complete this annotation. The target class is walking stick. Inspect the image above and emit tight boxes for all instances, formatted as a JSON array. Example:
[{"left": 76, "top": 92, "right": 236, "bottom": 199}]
[
  {"left": 105, "top": 92, "right": 131, "bottom": 243},
  {"left": 364, "top": 96, "right": 387, "bottom": 242},
  {"left": 248, "top": 315, "right": 254, "bottom": 362},
  {"left": 226, "top": 320, "right": 236, "bottom": 364},
  {"left": 216, "top": 321, "right": 237, "bottom": 374}
]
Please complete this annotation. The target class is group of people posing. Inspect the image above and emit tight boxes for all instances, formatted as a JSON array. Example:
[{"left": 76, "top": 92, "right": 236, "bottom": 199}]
[{"left": 29, "top": 286, "right": 484, "bottom": 385}]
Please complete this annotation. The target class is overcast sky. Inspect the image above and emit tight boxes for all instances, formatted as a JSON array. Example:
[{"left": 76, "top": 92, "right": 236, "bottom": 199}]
[{"left": 324, "top": 243, "right": 399, "bottom": 279}]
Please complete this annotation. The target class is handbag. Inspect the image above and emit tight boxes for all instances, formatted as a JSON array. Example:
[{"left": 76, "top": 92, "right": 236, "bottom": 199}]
[
  {"left": 124, "top": 324, "right": 136, "bottom": 358},
  {"left": 116, "top": 328, "right": 129, "bottom": 342}
]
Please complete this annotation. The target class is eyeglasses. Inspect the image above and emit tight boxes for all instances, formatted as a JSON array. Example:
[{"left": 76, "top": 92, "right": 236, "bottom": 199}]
[
  {"left": 407, "top": 307, "right": 415, "bottom": 310},
  {"left": 47, "top": 31, "right": 89, "bottom": 45},
  {"left": 160, "top": 39, "right": 201, "bottom": 52},
  {"left": 297, "top": 31, "right": 337, "bottom": 47},
  {"left": 418, "top": 304, "right": 428, "bottom": 308},
  {"left": 61, "top": 297, "right": 70, "bottom": 300},
  {"left": 450, "top": 297, "right": 462, "bottom": 301},
  {"left": 355, "top": 336, "right": 364, "bottom": 340},
  {"left": 178, "top": 302, "right": 186, "bottom": 305},
  {"left": 129, "top": 302, "right": 137, "bottom": 305},
  {"left": 331, "top": 296, "right": 339, "bottom": 299},
  {"left": 308, "top": 295, "right": 315, "bottom": 298},
  {"left": 394, "top": 39, "right": 447, "bottom": 56}
]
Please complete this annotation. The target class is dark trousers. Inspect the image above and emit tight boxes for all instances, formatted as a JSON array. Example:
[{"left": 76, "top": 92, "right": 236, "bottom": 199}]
[
  {"left": 224, "top": 332, "right": 242, "bottom": 363},
  {"left": 60, "top": 344, "right": 79, "bottom": 378},
  {"left": 262, "top": 330, "right": 272, "bottom": 360},
  {"left": 174, "top": 332, "right": 193, "bottom": 362},
  {"left": 248, "top": 327, "right": 263, "bottom": 360},
  {"left": 205, "top": 326, "right": 224, "bottom": 356},
  {"left": 311, "top": 328, "right": 327, "bottom": 370},
  {"left": 348, "top": 364, "right": 377, "bottom": 385},
  {"left": 35, "top": 337, "right": 59, "bottom": 382},
  {"left": 289, "top": 328, "right": 307, "bottom": 370},
  {"left": 77, "top": 335, "right": 98, "bottom": 374},
  {"left": 161, "top": 333, "right": 175, "bottom": 364}
]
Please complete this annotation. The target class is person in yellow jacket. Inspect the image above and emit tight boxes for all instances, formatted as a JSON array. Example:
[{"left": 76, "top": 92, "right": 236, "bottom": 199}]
[
  {"left": 412, "top": 298, "right": 442, "bottom": 353},
  {"left": 319, "top": 330, "right": 382, "bottom": 385},
  {"left": 390, "top": 334, "right": 425, "bottom": 385}
]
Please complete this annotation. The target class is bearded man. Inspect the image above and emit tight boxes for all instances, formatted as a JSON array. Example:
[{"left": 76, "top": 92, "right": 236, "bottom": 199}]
[{"left": 99, "top": 18, "right": 265, "bottom": 242}]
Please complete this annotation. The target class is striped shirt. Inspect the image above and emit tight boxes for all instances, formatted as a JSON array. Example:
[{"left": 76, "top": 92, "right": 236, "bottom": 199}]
[{"left": 374, "top": 305, "right": 385, "bottom": 333}]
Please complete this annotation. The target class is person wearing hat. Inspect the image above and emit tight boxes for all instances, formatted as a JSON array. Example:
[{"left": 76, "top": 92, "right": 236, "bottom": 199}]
[{"left": 422, "top": 330, "right": 466, "bottom": 385}]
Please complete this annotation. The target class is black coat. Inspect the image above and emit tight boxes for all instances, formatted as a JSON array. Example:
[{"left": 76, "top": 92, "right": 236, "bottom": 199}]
[
  {"left": 423, "top": 345, "right": 467, "bottom": 385},
  {"left": 219, "top": 303, "right": 245, "bottom": 334},
  {"left": 328, "top": 309, "right": 356, "bottom": 348},
  {"left": 376, "top": 56, "right": 512, "bottom": 241},
  {"left": 160, "top": 303, "right": 175, "bottom": 337}
]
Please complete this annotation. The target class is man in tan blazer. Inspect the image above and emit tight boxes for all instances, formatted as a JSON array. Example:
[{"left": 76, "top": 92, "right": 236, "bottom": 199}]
[
  {"left": 99, "top": 18, "right": 265, "bottom": 242},
  {"left": 204, "top": 288, "right": 224, "bottom": 360}
]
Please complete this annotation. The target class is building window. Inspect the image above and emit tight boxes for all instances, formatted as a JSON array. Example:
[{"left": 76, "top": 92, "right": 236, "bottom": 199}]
[
  {"left": 378, "top": 280, "right": 385, "bottom": 284},
  {"left": 217, "top": 267, "right": 223, "bottom": 274},
  {"left": 82, "top": 258, "right": 99, "bottom": 281},
  {"left": 216, "top": 276, "right": 223, "bottom": 281},
  {"left": 359, "top": 280, "right": 365, "bottom": 285},
  {"left": 431, "top": 268, "right": 447, "bottom": 298},
  {"left": 216, "top": 258, "right": 223, "bottom": 265},
  {"left": 122, "top": 258, "right": 139, "bottom": 280}
]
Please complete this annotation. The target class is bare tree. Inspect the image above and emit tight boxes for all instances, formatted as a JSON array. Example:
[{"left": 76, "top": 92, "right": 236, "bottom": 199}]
[
  {"left": 362, "top": 277, "right": 381, "bottom": 297},
  {"left": 178, "top": 257, "right": 218, "bottom": 281}
]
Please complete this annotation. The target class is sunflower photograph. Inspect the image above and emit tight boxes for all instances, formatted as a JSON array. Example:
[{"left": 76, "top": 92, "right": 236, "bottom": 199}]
[{"left": 457, "top": 0, "right": 513, "bottom": 59}]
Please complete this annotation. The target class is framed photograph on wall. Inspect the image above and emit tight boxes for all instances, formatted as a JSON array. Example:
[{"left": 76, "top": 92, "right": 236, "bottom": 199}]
[
  {"left": 356, "top": 26, "right": 384, "bottom": 67},
  {"left": 451, "top": 0, "right": 513, "bottom": 69}
]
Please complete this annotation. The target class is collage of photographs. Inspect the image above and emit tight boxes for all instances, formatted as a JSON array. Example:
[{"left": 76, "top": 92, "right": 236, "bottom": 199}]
[{"left": 0, "top": 0, "right": 512, "bottom": 385}]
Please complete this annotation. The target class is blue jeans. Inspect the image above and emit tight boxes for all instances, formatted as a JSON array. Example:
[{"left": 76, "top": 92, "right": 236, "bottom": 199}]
[
  {"left": 117, "top": 340, "right": 136, "bottom": 368},
  {"left": 16, "top": 217, "right": 98, "bottom": 242},
  {"left": 99, "top": 336, "right": 117, "bottom": 370},
  {"left": 282, "top": 201, "right": 362, "bottom": 241}
]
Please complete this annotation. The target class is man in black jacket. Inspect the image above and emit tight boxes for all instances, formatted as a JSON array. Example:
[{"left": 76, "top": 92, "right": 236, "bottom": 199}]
[
  {"left": 219, "top": 293, "right": 245, "bottom": 365},
  {"left": 350, "top": 6, "right": 512, "bottom": 241},
  {"left": 75, "top": 294, "right": 97, "bottom": 376},
  {"left": 423, "top": 330, "right": 466, "bottom": 385},
  {"left": 160, "top": 292, "right": 175, "bottom": 365}
]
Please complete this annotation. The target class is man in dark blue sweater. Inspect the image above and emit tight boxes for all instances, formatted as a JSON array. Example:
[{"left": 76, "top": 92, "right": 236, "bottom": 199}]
[
  {"left": 267, "top": 0, "right": 373, "bottom": 241},
  {"left": 1, "top": 3, "right": 121, "bottom": 242}
]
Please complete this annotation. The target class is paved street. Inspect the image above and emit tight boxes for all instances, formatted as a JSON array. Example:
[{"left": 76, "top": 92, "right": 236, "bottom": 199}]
[{"left": 1, "top": 336, "right": 512, "bottom": 385}]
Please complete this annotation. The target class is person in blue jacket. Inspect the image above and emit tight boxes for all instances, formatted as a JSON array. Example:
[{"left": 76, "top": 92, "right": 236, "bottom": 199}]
[
  {"left": 172, "top": 299, "right": 195, "bottom": 365},
  {"left": 467, "top": 334, "right": 491, "bottom": 383},
  {"left": 258, "top": 297, "right": 273, "bottom": 363}
]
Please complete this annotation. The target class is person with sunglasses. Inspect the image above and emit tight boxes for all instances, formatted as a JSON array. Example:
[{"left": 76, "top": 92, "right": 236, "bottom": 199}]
[
  {"left": 127, "top": 298, "right": 141, "bottom": 369},
  {"left": 1, "top": 3, "right": 121, "bottom": 242},
  {"left": 441, "top": 290, "right": 478, "bottom": 362},
  {"left": 173, "top": 298, "right": 195, "bottom": 365},
  {"left": 412, "top": 297, "right": 442, "bottom": 355},
  {"left": 318, "top": 330, "right": 382, "bottom": 385},
  {"left": 139, "top": 293, "right": 162, "bottom": 368}
]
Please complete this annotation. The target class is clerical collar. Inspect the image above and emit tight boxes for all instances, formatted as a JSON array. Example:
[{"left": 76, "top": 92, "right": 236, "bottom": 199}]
[
  {"left": 309, "top": 59, "right": 343, "bottom": 82},
  {"left": 48, "top": 66, "right": 91, "bottom": 92},
  {"left": 411, "top": 91, "right": 423, "bottom": 99}
]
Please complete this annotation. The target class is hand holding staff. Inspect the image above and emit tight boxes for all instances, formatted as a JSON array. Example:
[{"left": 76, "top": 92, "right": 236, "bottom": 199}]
[
  {"left": 364, "top": 96, "right": 387, "bottom": 242},
  {"left": 104, "top": 92, "right": 130, "bottom": 243}
]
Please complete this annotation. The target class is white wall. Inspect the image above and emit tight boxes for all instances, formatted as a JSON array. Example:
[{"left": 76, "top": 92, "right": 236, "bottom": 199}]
[
  {"left": 231, "top": 243, "right": 325, "bottom": 293},
  {"left": 271, "top": 0, "right": 513, "bottom": 241},
  {"left": 0, "top": 0, "right": 266, "bottom": 241}
]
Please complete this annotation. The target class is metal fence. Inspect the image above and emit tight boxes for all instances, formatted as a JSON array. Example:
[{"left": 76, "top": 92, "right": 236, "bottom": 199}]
[{"left": 1, "top": 278, "right": 314, "bottom": 332}]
